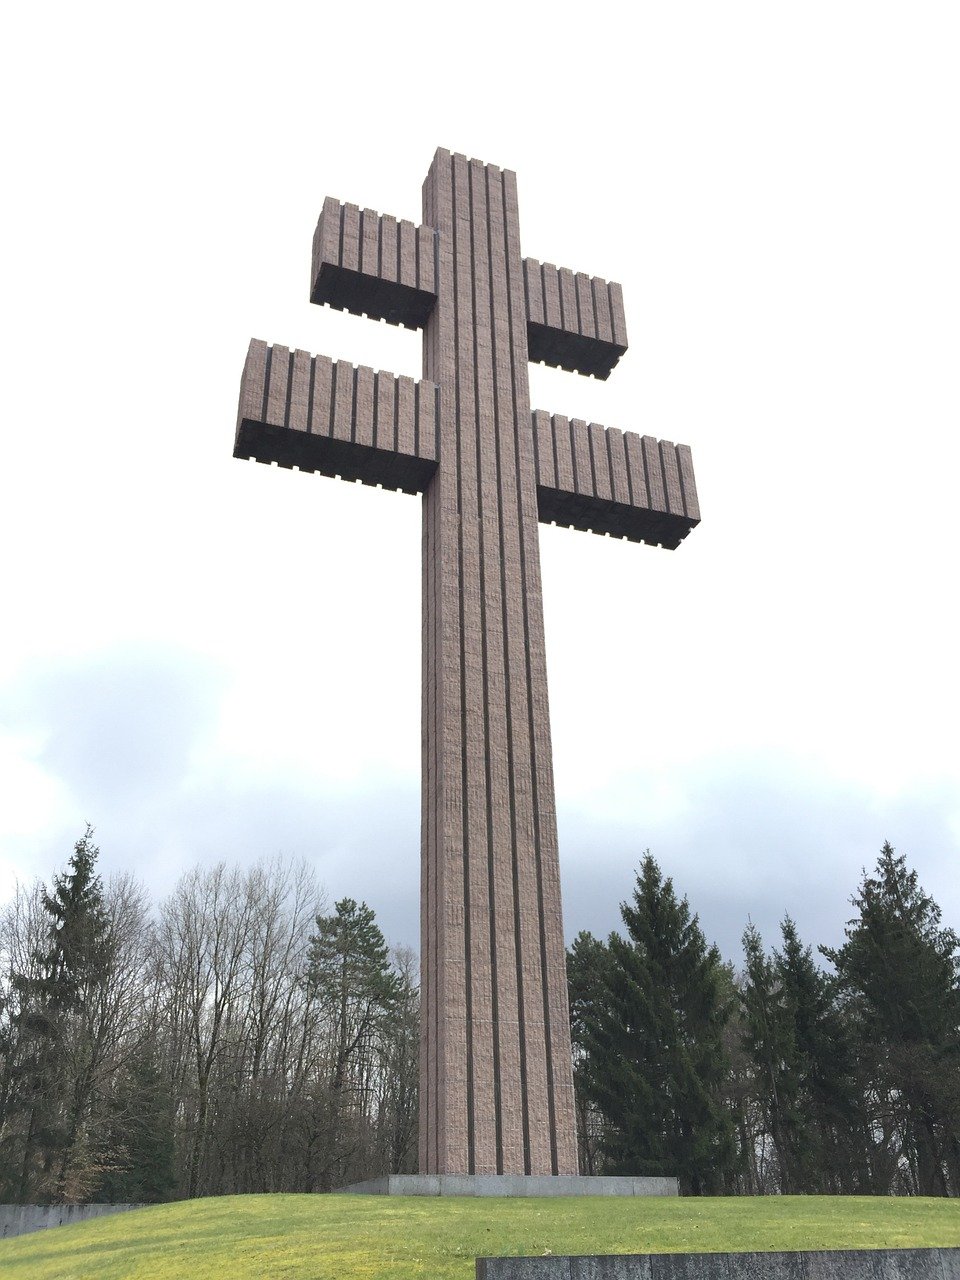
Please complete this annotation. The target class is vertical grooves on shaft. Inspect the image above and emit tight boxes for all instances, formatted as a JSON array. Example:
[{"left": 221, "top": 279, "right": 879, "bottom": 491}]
[
  {"left": 469, "top": 159, "right": 504, "bottom": 1173},
  {"left": 419, "top": 377, "right": 432, "bottom": 1172},
  {"left": 496, "top": 170, "right": 532, "bottom": 1176},
  {"left": 417, "top": 149, "right": 578, "bottom": 1175},
  {"left": 423, "top": 171, "right": 440, "bottom": 1177},
  {"left": 466, "top": 161, "right": 489, "bottom": 1158},
  {"left": 487, "top": 163, "right": 524, "bottom": 1175},
  {"left": 429, "top": 171, "right": 446, "bottom": 1175},
  {"left": 427, "top": 430, "right": 438, "bottom": 1173},
  {"left": 502, "top": 173, "right": 558, "bottom": 1174},
  {"left": 450, "top": 155, "right": 475, "bottom": 1174}
]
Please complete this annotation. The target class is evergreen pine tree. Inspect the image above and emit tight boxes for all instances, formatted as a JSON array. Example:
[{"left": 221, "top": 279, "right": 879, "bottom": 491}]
[
  {"left": 739, "top": 922, "right": 804, "bottom": 1191},
  {"left": 11, "top": 827, "right": 113, "bottom": 1201},
  {"left": 567, "top": 930, "right": 613, "bottom": 1174},
  {"left": 822, "top": 842, "right": 960, "bottom": 1195},
  {"left": 94, "top": 1050, "right": 176, "bottom": 1204},
  {"left": 41, "top": 828, "right": 111, "bottom": 1004},
  {"left": 307, "top": 898, "right": 402, "bottom": 1089},
  {"left": 774, "top": 916, "right": 868, "bottom": 1193},
  {"left": 576, "top": 855, "right": 738, "bottom": 1193},
  {"left": 305, "top": 898, "right": 403, "bottom": 1188},
  {"left": 377, "top": 949, "right": 420, "bottom": 1175}
]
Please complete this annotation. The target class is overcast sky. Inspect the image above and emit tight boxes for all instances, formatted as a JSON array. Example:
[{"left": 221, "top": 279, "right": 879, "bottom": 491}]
[{"left": 2, "top": 2, "right": 958, "bottom": 965}]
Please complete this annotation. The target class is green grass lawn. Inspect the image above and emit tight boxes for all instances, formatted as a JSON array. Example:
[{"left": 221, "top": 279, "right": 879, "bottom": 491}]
[{"left": 1, "top": 1193, "right": 958, "bottom": 1280}]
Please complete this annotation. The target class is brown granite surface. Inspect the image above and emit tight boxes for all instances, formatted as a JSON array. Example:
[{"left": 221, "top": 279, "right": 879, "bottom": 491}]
[{"left": 235, "top": 148, "right": 701, "bottom": 1176}]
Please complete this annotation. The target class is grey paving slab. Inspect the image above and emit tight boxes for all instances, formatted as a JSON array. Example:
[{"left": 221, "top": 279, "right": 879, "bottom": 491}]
[
  {"left": 800, "top": 1249, "right": 895, "bottom": 1279},
  {"left": 334, "top": 1175, "right": 678, "bottom": 1197},
  {"left": 570, "top": 1257, "right": 654, "bottom": 1280},
  {"left": 887, "top": 1252, "right": 952, "bottom": 1280},
  {"left": 722, "top": 1251, "right": 805, "bottom": 1280},
  {"left": 650, "top": 1255, "right": 731, "bottom": 1280},
  {"left": 479, "top": 1262, "right": 573, "bottom": 1280},
  {"left": 479, "top": 1255, "right": 960, "bottom": 1280}
]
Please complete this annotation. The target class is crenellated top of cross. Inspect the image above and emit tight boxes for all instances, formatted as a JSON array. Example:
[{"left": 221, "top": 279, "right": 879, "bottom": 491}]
[
  {"left": 235, "top": 148, "right": 699, "bottom": 551},
  {"left": 309, "top": 190, "right": 628, "bottom": 381}
]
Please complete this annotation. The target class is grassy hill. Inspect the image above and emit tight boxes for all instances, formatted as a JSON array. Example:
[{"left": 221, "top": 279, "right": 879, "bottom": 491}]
[{"left": 1, "top": 1193, "right": 958, "bottom": 1280}]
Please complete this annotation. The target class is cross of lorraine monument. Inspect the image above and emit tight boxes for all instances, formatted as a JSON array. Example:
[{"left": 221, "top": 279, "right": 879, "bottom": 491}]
[{"left": 235, "top": 148, "right": 700, "bottom": 1180}]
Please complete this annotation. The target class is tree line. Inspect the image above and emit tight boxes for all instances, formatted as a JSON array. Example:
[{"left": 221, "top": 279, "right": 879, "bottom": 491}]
[
  {"left": 570, "top": 845, "right": 960, "bottom": 1196},
  {"left": 0, "top": 832, "right": 957, "bottom": 1202},
  {"left": 0, "top": 830, "right": 417, "bottom": 1203}
]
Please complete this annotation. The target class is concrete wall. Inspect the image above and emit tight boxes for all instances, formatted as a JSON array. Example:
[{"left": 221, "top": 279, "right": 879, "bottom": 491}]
[
  {"left": 478, "top": 1250, "right": 960, "bottom": 1280},
  {"left": 0, "top": 1203, "right": 141, "bottom": 1239},
  {"left": 336, "top": 1174, "right": 678, "bottom": 1197}
]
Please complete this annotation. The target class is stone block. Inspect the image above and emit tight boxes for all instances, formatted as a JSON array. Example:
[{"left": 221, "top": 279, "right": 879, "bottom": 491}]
[
  {"left": 523, "top": 259, "right": 628, "bottom": 379},
  {"left": 532, "top": 412, "right": 699, "bottom": 549},
  {"left": 479, "top": 1254, "right": 960, "bottom": 1280},
  {"left": 888, "top": 1252, "right": 953, "bottom": 1280},
  {"left": 479, "top": 1261, "right": 573, "bottom": 1280},
  {"left": 234, "top": 342, "right": 439, "bottom": 495},
  {"left": 570, "top": 1258, "right": 654, "bottom": 1280},
  {"left": 399, "top": 1174, "right": 442, "bottom": 1196},
  {"left": 798, "top": 1249, "right": 895, "bottom": 1279},
  {"left": 333, "top": 1174, "right": 678, "bottom": 1198},
  {"left": 650, "top": 1255, "right": 731, "bottom": 1280},
  {"left": 721, "top": 1251, "right": 804, "bottom": 1279},
  {"left": 310, "top": 199, "right": 437, "bottom": 329},
  {"left": 0, "top": 1203, "right": 141, "bottom": 1239}
]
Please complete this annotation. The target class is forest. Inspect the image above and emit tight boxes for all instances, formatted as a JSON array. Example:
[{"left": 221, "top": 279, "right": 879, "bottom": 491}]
[{"left": 0, "top": 831, "right": 957, "bottom": 1201}]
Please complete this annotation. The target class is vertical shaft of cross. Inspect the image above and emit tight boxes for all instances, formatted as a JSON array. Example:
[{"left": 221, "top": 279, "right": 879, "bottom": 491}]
[
  {"left": 419, "top": 149, "right": 578, "bottom": 1175},
  {"left": 237, "top": 146, "right": 700, "bottom": 1183}
]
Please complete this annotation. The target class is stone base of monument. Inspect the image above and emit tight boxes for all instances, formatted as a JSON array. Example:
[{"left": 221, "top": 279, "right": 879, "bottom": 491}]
[
  {"left": 0, "top": 1204, "right": 142, "bottom": 1239},
  {"left": 333, "top": 1174, "right": 678, "bottom": 1197},
  {"left": 477, "top": 1249, "right": 960, "bottom": 1279}
]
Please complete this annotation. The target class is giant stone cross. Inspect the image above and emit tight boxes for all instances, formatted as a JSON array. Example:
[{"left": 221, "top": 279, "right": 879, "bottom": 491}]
[{"left": 235, "top": 148, "right": 700, "bottom": 1177}]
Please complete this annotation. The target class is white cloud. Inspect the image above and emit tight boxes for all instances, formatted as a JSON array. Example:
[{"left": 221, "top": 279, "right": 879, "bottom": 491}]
[{"left": 1, "top": 1, "right": 958, "bottom": 968}]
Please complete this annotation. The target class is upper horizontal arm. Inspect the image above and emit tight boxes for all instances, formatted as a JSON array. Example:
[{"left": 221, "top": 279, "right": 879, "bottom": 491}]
[
  {"left": 523, "top": 259, "right": 628, "bottom": 380},
  {"left": 311, "top": 198, "right": 438, "bottom": 330}
]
